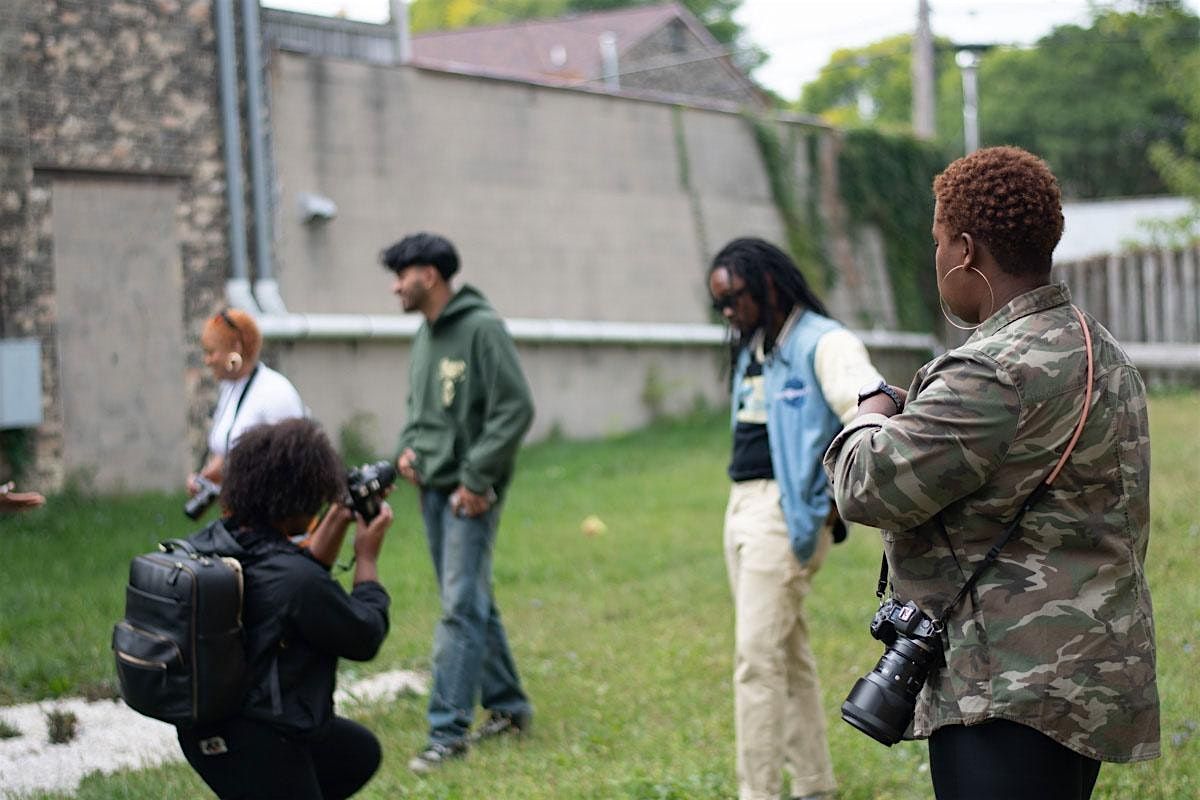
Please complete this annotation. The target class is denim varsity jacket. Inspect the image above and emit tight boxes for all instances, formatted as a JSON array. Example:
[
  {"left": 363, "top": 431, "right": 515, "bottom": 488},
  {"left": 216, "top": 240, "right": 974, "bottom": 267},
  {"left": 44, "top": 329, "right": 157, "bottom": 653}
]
[{"left": 731, "top": 309, "right": 845, "bottom": 563}]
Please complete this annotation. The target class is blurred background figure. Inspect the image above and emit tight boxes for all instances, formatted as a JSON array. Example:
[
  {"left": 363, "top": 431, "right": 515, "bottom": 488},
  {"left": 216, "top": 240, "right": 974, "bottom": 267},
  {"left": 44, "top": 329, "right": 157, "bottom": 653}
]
[
  {"left": 188, "top": 308, "right": 305, "bottom": 496},
  {"left": 708, "top": 236, "right": 886, "bottom": 800},
  {"left": 382, "top": 232, "right": 536, "bottom": 774}
]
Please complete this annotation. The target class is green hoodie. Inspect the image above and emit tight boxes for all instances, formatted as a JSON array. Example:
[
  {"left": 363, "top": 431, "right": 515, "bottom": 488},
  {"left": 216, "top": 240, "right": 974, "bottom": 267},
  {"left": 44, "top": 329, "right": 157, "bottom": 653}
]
[{"left": 397, "top": 285, "right": 534, "bottom": 498}]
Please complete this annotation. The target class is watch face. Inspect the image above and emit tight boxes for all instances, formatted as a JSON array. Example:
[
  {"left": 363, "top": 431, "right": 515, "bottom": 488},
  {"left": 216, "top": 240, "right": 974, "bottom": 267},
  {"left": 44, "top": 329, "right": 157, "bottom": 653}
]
[{"left": 858, "top": 380, "right": 885, "bottom": 397}]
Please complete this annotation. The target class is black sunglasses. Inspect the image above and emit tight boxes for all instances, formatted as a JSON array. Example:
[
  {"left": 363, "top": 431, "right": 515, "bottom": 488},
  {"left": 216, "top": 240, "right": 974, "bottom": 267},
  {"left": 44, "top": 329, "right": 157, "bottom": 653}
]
[
  {"left": 217, "top": 308, "right": 246, "bottom": 351},
  {"left": 710, "top": 287, "right": 747, "bottom": 313}
]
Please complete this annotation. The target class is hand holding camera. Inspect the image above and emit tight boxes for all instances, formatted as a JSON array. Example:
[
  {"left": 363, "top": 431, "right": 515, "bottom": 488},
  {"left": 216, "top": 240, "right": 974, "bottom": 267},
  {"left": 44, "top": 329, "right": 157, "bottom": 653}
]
[
  {"left": 345, "top": 460, "right": 398, "bottom": 521},
  {"left": 352, "top": 500, "right": 393, "bottom": 567},
  {"left": 184, "top": 475, "right": 222, "bottom": 520}
]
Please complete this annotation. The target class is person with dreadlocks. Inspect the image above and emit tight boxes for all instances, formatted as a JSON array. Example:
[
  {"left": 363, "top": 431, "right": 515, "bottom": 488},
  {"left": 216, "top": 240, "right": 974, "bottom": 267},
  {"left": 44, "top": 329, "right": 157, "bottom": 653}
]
[{"left": 708, "top": 237, "right": 886, "bottom": 800}]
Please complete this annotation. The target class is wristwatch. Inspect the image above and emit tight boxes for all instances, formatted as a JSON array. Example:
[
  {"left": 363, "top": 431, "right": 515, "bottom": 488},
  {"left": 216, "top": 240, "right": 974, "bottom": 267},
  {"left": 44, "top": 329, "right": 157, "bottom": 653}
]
[{"left": 857, "top": 379, "right": 903, "bottom": 412}]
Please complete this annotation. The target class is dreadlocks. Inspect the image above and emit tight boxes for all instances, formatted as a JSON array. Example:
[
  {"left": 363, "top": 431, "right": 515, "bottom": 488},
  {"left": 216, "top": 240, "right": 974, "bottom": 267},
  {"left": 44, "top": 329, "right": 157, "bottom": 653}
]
[{"left": 710, "top": 237, "right": 830, "bottom": 358}]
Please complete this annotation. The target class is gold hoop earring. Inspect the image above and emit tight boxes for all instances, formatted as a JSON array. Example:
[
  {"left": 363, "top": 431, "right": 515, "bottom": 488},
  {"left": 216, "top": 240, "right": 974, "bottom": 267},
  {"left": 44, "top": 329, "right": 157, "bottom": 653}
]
[
  {"left": 938, "top": 264, "right": 995, "bottom": 331},
  {"left": 226, "top": 352, "right": 243, "bottom": 373}
]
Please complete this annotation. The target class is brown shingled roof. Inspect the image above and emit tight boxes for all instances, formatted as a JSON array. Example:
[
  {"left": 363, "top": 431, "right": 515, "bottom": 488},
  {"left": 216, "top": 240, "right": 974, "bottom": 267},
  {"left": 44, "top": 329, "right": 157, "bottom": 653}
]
[{"left": 410, "top": 2, "right": 726, "bottom": 87}]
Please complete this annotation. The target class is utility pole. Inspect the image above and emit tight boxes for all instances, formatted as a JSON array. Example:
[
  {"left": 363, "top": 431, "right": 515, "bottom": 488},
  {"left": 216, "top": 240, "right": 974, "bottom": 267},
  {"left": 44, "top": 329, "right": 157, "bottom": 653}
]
[
  {"left": 911, "top": 0, "right": 936, "bottom": 139},
  {"left": 391, "top": 0, "right": 411, "bottom": 65},
  {"left": 955, "top": 48, "right": 982, "bottom": 154}
]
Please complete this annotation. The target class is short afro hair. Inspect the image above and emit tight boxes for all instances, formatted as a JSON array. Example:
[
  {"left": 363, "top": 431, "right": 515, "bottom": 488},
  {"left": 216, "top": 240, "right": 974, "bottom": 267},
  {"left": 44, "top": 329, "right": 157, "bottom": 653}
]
[
  {"left": 933, "top": 146, "right": 1063, "bottom": 276},
  {"left": 380, "top": 232, "right": 459, "bottom": 280},
  {"left": 221, "top": 418, "right": 344, "bottom": 530}
]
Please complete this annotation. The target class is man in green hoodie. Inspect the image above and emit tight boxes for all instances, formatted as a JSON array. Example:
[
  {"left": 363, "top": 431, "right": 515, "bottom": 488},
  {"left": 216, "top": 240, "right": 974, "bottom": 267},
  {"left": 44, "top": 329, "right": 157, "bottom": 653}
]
[{"left": 382, "top": 232, "right": 536, "bottom": 773}]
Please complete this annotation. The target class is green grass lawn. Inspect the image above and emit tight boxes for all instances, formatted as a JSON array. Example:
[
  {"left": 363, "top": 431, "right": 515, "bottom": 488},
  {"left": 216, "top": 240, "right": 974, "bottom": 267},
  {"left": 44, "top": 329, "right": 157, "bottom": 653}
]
[{"left": 2, "top": 391, "right": 1197, "bottom": 799}]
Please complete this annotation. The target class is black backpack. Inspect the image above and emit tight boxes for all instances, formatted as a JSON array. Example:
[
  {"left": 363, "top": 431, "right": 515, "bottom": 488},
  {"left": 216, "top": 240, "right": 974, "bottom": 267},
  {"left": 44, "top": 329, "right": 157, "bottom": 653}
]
[{"left": 112, "top": 533, "right": 247, "bottom": 726}]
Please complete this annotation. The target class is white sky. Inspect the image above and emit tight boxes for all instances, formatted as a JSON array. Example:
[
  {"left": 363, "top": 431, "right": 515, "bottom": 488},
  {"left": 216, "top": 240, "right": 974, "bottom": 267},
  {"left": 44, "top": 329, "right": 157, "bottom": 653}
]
[{"left": 263, "top": 0, "right": 1200, "bottom": 100}]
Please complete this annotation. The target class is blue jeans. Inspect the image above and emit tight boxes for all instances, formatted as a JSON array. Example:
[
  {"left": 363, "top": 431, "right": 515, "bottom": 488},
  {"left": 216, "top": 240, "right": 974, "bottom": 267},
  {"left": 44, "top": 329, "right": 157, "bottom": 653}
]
[{"left": 421, "top": 489, "right": 530, "bottom": 746}]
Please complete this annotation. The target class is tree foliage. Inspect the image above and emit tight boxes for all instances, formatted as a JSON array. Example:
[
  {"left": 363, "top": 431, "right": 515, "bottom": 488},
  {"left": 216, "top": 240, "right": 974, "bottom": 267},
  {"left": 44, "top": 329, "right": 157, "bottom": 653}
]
[
  {"left": 409, "top": 0, "right": 562, "bottom": 31},
  {"left": 979, "top": 9, "right": 1197, "bottom": 199},
  {"left": 837, "top": 129, "right": 948, "bottom": 332},
  {"left": 1141, "top": 6, "right": 1200, "bottom": 205},
  {"left": 797, "top": 6, "right": 1200, "bottom": 200}
]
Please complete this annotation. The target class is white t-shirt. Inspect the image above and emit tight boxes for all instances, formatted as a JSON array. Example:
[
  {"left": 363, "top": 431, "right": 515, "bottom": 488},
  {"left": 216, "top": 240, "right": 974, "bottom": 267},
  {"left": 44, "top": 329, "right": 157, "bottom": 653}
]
[{"left": 207, "top": 364, "right": 306, "bottom": 456}]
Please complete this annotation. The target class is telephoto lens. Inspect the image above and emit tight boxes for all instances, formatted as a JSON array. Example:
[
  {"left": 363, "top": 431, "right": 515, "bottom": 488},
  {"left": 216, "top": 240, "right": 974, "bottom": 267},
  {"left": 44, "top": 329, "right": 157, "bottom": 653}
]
[{"left": 841, "top": 600, "right": 944, "bottom": 746}]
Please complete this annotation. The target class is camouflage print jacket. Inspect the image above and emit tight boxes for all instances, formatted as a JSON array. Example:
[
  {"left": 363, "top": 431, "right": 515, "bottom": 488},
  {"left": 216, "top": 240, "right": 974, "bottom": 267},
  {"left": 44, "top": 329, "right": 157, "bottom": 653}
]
[{"left": 823, "top": 284, "right": 1158, "bottom": 763}]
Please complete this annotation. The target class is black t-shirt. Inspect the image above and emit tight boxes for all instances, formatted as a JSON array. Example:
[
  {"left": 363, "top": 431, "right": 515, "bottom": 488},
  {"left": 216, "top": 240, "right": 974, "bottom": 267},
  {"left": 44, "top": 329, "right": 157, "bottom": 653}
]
[{"left": 729, "top": 351, "right": 773, "bottom": 482}]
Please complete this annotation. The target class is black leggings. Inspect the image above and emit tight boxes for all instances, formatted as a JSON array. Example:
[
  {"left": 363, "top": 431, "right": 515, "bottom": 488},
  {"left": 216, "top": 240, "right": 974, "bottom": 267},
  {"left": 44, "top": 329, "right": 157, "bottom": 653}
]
[
  {"left": 178, "top": 716, "right": 381, "bottom": 799},
  {"left": 929, "top": 719, "right": 1102, "bottom": 800}
]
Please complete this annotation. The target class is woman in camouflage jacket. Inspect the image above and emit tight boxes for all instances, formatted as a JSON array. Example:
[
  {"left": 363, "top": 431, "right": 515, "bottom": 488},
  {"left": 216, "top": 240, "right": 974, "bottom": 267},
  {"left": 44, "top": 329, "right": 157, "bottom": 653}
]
[{"left": 823, "top": 146, "right": 1158, "bottom": 800}]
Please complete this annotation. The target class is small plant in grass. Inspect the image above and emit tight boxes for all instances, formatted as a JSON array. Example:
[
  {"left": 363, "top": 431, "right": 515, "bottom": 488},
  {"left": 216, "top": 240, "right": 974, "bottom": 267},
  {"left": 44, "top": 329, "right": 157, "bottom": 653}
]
[
  {"left": 0, "top": 717, "right": 21, "bottom": 739},
  {"left": 79, "top": 679, "right": 121, "bottom": 702},
  {"left": 46, "top": 709, "right": 79, "bottom": 744}
]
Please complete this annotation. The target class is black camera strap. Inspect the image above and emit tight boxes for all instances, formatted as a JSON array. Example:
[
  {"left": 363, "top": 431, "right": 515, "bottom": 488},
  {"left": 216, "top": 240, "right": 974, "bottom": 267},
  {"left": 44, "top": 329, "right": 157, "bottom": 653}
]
[
  {"left": 875, "top": 305, "right": 1095, "bottom": 630},
  {"left": 197, "top": 365, "right": 261, "bottom": 471}
]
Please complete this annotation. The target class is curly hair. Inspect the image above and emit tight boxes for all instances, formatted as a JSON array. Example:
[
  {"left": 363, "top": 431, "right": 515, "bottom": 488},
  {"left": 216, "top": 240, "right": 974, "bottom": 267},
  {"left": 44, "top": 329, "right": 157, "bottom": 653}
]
[
  {"left": 220, "top": 418, "right": 344, "bottom": 530},
  {"left": 933, "top": 146, "right": 1064, "bottom": 275}
]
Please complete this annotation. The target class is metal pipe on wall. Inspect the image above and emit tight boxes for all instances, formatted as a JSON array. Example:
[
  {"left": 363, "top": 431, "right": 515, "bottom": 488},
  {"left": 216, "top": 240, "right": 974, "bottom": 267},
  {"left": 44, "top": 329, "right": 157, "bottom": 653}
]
[
  {"left": 241, "top": 0, "right": 286, "bottom": 313},
  {"left": 214, "top": 0, "right": 259, "bottom": 312}
]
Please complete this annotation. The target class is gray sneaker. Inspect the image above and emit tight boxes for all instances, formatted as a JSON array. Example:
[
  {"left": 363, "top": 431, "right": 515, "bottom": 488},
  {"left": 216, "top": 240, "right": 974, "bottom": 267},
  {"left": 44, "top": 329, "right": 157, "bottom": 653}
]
[{"left": 408, "top": 740, "right": 468, "bottom": 774}]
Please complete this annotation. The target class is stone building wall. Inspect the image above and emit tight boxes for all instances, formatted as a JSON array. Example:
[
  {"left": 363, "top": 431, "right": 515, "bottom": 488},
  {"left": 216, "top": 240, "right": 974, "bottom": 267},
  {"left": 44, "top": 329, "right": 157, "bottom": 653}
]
[{"left": 0, "top": 0, "right": 230, "bottom": 489}]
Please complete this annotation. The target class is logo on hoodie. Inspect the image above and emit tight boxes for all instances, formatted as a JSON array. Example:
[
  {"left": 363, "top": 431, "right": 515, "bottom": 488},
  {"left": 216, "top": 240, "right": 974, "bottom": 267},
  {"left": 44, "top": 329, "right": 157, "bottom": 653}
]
[{"left": 439, "top": 357, "right": 467, "bottom": 406}]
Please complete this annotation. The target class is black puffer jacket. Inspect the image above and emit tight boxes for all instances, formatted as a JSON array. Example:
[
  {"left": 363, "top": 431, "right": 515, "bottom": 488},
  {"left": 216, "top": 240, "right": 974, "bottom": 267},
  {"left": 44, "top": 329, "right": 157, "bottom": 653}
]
[{"left": 188, "top": 521, "right": 390, "bottom": 738}]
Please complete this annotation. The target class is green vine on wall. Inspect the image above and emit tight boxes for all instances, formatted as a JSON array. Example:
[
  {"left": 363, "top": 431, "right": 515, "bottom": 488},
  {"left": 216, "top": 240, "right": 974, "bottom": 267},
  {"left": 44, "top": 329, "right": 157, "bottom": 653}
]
[
  {"left": 0, "top": 428, "right": 33, "bottom": 484},
  {"left": 837, "top": 128, "right": 947, "bottom": 332},
  {"left": 744, "top": 112, "right": 831, "bottom": 295},
  {"left": 673, "top": 105, "right": 711, "bottom": 263}
]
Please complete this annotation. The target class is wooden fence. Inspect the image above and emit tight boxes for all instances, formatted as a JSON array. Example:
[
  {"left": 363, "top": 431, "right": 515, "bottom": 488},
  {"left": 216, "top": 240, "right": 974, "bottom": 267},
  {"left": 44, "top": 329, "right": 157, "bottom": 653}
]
[{"left": 1054, "top": 245, "right": 1200, "bottom": 374}]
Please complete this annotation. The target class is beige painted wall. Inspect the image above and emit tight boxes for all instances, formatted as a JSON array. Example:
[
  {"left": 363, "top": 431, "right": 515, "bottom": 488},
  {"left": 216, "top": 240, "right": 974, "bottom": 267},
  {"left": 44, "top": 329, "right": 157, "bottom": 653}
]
[
  {"left": 51, "top": 175, "right": 189, "bottom": 490},
  {"left": 269, "top": 57, "right": 791, "bottom": 322},
  {"left": 264, "top": 56, "right": 920, "bottom": 454}
]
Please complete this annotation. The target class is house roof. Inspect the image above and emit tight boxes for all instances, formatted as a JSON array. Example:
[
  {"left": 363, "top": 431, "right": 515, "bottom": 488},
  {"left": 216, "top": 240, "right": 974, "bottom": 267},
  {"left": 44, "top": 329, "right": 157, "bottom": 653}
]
[{"left": 409, "top": 2, "right": 749, "bottom": 92}]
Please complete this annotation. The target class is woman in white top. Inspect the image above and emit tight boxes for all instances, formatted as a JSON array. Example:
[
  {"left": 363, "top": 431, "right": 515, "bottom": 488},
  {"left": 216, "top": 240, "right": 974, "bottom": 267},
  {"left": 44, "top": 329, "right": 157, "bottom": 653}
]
[{"left": 187, "top": 308, "right": 306, "bottom": 495}]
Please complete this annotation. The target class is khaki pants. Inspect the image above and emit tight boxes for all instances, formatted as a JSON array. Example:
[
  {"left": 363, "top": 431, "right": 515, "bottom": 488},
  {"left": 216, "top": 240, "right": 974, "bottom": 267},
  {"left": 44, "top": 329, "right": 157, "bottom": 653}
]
[{"left": 724, "top": 480, "right": 836, "bottom": 800}]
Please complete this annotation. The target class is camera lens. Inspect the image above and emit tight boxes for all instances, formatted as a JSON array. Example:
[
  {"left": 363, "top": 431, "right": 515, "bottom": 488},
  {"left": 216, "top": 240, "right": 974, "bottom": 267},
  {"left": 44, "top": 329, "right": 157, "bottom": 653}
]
[
  {"left": 184, "top": 488, "right": 216, "bottom": 520},
  {"left": 841, "top": 635, "right": 939, "bottom": 746}
]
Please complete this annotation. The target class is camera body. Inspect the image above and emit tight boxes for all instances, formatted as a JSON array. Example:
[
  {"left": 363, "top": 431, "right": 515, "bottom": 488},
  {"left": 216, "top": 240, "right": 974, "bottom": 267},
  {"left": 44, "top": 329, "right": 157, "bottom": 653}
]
[
  {"left": 184, "top": 475, "right": 221, "bottom": 520},
  {"left": 841, "top": 599, "right": 945, "bottom": 746},
  {"left": 345, "top": 460, "right": 397, "bottom": 521}
]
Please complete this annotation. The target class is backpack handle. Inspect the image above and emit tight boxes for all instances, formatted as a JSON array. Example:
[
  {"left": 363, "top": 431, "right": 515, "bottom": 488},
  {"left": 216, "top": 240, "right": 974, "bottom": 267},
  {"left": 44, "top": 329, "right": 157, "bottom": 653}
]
[{"left": 159, "top": 538, "right": 199, "bottom": 557}]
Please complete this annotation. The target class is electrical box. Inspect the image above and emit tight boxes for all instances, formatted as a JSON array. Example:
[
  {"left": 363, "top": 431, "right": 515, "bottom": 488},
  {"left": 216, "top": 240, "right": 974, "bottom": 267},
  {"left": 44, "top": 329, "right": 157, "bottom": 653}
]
[{"left": 0, "top": 338, "right": 43, "bottom": 428}]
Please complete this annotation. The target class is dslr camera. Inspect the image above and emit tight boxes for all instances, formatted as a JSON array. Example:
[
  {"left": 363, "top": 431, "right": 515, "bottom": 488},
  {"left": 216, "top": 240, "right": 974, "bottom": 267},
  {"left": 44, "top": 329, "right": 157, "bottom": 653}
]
[
  {"left": 841, "top": 599, "right": 945, "bottom": 746},
  {"left": 184, "top": 475, "right": 221, "bottom": 520},
  {"left": 345, "top": 460, "right": 397, "bottom": 521}
]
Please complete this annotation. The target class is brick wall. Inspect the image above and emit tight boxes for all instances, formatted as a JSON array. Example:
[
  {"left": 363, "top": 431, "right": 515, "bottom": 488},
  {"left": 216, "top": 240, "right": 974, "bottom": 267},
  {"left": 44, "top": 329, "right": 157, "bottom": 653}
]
[{"left": 0, "top": 0, "right": 230, "bottom": 488}]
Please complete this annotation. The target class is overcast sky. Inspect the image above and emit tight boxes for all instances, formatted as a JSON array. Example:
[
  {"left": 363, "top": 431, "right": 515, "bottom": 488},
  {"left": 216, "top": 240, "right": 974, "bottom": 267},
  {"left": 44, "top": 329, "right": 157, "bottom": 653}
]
[{"left": 263, "top": 0, "right": 1200, "bottom": 100}]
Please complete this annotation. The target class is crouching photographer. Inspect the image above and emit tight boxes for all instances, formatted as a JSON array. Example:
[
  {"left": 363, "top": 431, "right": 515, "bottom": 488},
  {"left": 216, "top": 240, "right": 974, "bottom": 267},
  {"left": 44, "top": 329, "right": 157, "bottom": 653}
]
[
  {"left": 177, "top": 418, "right": 393, "bottom": 800},
  {"left": 823, "top": 147, "right": 1158, "bottom": 800}
]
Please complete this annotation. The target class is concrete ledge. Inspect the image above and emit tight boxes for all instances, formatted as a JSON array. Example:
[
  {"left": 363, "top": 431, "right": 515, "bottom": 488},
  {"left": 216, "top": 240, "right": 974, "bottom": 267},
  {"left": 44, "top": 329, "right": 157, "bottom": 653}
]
[
  {"left": 258, "top": 313, "right": 941, "bottom": 353},
  {"left": 1124, "top": 342, "right": 1200, "bottom": 370}
]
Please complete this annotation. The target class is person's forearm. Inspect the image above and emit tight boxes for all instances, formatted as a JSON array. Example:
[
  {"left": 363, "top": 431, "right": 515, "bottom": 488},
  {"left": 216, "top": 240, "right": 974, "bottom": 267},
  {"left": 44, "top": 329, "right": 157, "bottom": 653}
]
[
  {"left": 200, "top": 454, "right": 225, "bottom": 484},
  {"left": 353, "top": 558, "right": 379, "bottom": 586}
]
